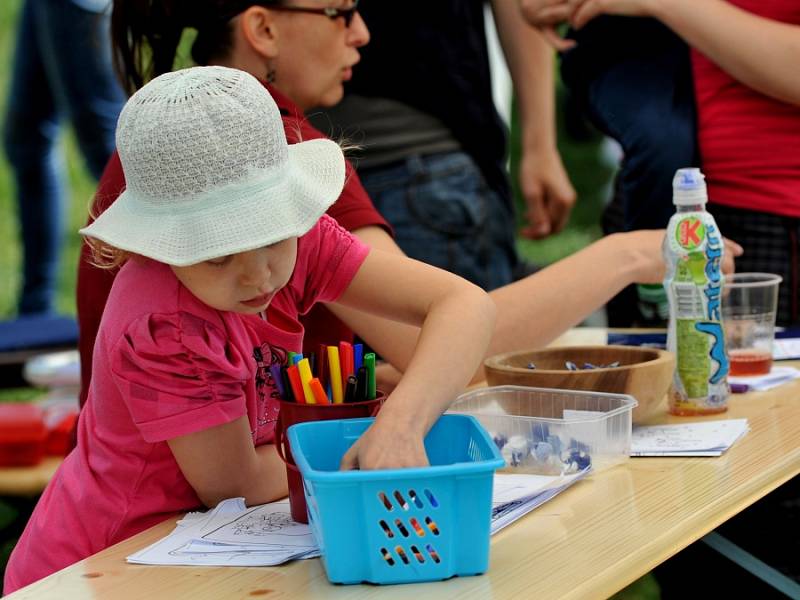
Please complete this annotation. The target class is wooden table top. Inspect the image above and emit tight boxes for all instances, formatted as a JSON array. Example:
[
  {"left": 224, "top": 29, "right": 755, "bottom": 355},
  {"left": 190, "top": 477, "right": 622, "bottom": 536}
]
[
  {"left": 0, "top": 457, "right": 62, "bottom": 497},
  {"left": 8, "top": 329, "right": 800, "bottom": 599}
]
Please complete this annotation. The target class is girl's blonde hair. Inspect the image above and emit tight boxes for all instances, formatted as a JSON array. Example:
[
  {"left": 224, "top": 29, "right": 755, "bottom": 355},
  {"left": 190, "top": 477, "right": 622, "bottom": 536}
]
[{"left": 85, "top": 194, "right": 131, "bottom": 270}]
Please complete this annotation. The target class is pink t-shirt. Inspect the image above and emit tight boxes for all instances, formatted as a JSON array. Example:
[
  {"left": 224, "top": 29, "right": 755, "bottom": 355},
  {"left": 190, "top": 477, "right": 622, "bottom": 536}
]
[{"left": 4, "top": 215, "right": 369, "bottom": 594}]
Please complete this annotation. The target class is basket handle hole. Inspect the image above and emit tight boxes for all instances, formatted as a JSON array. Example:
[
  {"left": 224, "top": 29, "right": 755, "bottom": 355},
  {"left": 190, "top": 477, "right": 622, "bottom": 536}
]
[
  {"left": 423, "top": 489, "right": 439, "bottom": 508},
  {"left": 409, "top": 517, "right": 425, "bottom": 537},
  {"left": 394, "top": 519, "right": 410, "bottom": 538},
  {"left": 410, "top": 545, "right": 425, "bottom": 564},
  {"left": 393, "top": 491, "right": 409, "bottom": 510},
  {"left": 424, "top": 516, "right": 440, "bottom": 535},
  {"left": 380, "top": 547, "right": 395, "bottom": 566},
  {"left": 425, "top": 544, "right": 441, "bottom": 564},
  {"left": 408, "top": 489, "right": 424, "bottom": 509},
  {"left": 395, "top": 546, "right": 410, "bottom": 565},
  {"left": 378, "top": 492, "right": 393, "bottom": 511},
  {"left": 379, "top": 520, "right": 394, "bottom": 539}
]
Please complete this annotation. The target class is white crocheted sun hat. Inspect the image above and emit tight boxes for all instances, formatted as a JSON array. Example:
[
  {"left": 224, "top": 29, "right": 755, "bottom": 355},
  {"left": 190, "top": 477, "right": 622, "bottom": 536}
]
[{"left": 80, "top": 66, "right": 345, "bottom": 266}]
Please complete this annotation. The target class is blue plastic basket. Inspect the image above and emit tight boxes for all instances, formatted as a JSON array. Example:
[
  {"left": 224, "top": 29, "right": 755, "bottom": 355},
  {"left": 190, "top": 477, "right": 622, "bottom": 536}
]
[{"left": 287, "top": 414, "right": 505, "bottom": 585}]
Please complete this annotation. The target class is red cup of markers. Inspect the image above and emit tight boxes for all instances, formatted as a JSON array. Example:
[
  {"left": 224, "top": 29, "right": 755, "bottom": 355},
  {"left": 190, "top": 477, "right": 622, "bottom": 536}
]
[{"left": 275, "top": 393, "right": 385, "bottom": 523}]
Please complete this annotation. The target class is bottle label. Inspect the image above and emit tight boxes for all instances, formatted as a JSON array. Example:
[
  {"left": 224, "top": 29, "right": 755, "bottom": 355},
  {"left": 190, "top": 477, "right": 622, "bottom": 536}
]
[
  {"left": 665, "top": 212, "right": 729, "bottom": 406},
  {"left": 675, "top": 216, "right": 706, "bottom": 251}
]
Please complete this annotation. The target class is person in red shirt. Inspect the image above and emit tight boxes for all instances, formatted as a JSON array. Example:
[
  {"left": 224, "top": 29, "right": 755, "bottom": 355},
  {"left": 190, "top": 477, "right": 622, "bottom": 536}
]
[
  {"left": 77, "top": 0, "right": 743, "bottom": 407},
  {"left": 520, "top": 0, "right": 800, "bottom": 324}
]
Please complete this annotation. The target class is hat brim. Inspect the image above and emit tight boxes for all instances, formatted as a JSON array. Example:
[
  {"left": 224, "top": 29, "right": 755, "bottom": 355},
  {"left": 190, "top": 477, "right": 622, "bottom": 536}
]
[{"left": 80, "top": 138, "right": 345, "bottom": 266}]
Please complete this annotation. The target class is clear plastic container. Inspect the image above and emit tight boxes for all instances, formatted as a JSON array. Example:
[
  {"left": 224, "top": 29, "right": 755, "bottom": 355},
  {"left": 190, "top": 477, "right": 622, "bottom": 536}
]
[{"left": 448, "top": 386, "right": 637, "bottom": 475}]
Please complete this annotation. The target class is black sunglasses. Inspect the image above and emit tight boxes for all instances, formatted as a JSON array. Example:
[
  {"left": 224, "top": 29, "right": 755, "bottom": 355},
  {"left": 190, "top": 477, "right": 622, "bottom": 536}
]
[{"left": 269, "top": 0, "right": 360, "bottom": 27}]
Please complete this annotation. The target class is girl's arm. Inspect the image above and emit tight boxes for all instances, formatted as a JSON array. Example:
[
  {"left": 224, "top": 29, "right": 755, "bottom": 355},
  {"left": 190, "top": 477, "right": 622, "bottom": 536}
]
[
  {"left": 168, "top": 417, "right": 287, "bottom": 508},
  {"left": 333, "top": 249, "right": 496, "bottom": 470}
]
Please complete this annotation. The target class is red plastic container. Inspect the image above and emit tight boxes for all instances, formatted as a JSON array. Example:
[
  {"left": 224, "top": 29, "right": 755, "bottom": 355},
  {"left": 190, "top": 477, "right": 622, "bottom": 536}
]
[
  {"left": 0, "top": 404, "right": 47, "bottom": 467},
  {"left": 275, "top": 394, "right": 384, "bottom": 523}
]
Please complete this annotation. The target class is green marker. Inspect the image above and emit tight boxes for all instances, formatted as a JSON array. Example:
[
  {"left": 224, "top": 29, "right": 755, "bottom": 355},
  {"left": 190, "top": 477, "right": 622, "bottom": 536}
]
[{"left": 364, "top": 352, "right": 376, "bottom": 400}]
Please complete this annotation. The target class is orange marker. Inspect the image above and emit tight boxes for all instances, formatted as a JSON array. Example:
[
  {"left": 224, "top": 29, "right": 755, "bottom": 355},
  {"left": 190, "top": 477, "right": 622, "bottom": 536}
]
[
  {"left": 309, "top": 377, "right": 330, "bottom": 405},
  {"left": 286, "top": 365, "right": 305, "bottom": 404}
]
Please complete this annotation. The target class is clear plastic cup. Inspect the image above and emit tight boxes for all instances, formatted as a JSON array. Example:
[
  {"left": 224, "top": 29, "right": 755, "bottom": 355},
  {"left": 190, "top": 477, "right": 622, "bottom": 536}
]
[{"left": 722, "top": 273, "right": 782, "bottom": 376}]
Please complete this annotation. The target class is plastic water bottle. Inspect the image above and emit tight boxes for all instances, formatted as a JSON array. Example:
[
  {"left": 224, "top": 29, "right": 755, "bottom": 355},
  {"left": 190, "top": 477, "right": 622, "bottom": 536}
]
[{"left": 664, "top": 168, "right": 729, "bottom": 415}]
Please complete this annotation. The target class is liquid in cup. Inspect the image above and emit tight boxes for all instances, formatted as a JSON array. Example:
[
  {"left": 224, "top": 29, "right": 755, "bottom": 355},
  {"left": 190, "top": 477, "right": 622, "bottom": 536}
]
[{"left": 723, "top": 273, "right": 782, "bottom": 377}]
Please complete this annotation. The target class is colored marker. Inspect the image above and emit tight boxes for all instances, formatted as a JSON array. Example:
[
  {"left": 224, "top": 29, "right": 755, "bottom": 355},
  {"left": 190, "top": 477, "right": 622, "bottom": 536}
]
[
  {"left": 353, "top": 343, "right": 364, "bottom": 372},
  {"left": 364, "top": 352, "right": 376, "bottom": 400},
  {"left": 309, "top": 377, "right": 330, "bottom": 405},
  {"left": 297, "top": 358, "right": 315, "bottom": 404},
  {"left": 327, "top": 346, "right": 344, "bottom": 404},
  {"left": 292, "top": 353, "right": 304, "bottom": 366},
  {"left": 355, "top": 366, "right": 368, "bottom": 402},
  {"left": 317, "top": 343, "right": 329, "bottom": 389},
  {"left": 280, "top": 366, "right": 293, "bottom": 402},
  {"left": 344, "top": 374, "right": 357, "bottom": 404},
  {"left": 286, "top": 365, "right": 305, "bottom": 404},
  {"left": 339, "top": 341, "right": 354, "bottom": 385},
  {"left": 269, "top": 364, "right": 285, "bottom": 399}
]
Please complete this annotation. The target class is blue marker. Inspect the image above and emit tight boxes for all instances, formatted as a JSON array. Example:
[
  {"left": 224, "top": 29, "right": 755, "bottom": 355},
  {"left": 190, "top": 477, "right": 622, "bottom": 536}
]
[
  {"left": 353, "top": 343, "right": 364, "bottom": 372},
  {"left": 292, "top": 353, "right": 304, "bottom": 366}
]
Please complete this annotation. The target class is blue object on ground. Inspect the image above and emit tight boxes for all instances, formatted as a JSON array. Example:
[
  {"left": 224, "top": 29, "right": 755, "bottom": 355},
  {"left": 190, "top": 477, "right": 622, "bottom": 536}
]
[{"left": 0, "top": 315, "right": 78, "bottom": 353}]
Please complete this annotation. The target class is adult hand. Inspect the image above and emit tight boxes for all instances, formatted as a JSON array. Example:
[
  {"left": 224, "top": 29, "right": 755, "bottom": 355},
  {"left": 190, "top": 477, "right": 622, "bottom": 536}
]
[
  {"left": 518, "top": 0, "right": 580, "bottom": 50},
  {"left": 569, "top": 0, "right": 658, "bottom": 30},
  {"left": 518, "top": 149, "right": 577, "bottom": 239},
  {"left": 621, "top": 230, "right": 744, "bottom": 284},
  {"left": 339, "top": 414, "right": 429, "bottom": 471}
]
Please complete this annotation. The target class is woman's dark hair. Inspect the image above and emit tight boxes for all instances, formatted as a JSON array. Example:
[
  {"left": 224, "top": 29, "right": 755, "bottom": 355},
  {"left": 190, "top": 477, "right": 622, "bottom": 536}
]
[{"left": 111, "top": 1, "right": 280, "bottom": 94}]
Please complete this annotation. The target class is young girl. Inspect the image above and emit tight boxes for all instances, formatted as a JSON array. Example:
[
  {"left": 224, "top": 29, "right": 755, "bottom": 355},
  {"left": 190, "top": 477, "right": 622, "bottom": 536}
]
[{"left": 3, "top": 66, "right": 495, "bottom": 594}]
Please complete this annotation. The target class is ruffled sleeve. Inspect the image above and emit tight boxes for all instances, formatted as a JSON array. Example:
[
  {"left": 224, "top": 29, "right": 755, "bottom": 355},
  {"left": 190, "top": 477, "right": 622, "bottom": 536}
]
[{"left": 110, "top": 311, "right": 252, "bottom": 443}]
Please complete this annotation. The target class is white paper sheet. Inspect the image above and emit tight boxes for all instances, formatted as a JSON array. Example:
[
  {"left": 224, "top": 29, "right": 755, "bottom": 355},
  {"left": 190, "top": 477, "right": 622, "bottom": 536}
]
[
  {"left": 127, "top": 470, "right": 590, "bottom": 567},
  {"left": 728, "top": 366, "right": 800, "bottom": 392},
  {"left": 631, "top": 419, "right": 749, "bottom": 457}
]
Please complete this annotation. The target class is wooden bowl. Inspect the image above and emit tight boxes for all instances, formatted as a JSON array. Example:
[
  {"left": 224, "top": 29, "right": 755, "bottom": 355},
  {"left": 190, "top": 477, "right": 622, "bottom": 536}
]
[{"left": 484, "top": 345, "right": 675, "bottom": 424}]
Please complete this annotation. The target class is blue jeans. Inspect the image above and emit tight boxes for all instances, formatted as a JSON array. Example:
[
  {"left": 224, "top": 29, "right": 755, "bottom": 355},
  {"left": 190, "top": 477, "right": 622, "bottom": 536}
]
[
  {"left": 3, "top": 0, "right": 124, "bottom": 314},
  {"left": 359, "top": 152, "right": 518, "bottom": 291}
]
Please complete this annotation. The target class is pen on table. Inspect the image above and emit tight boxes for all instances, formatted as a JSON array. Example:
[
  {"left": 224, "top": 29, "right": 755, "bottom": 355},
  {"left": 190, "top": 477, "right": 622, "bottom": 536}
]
[
  {"left": 327, "top": 345, "right": 344, "bottom": 404},
  {"left": 269, "top": 364, "right": 285, "bottom": 400},
  {"left": 286, "top": 365, "right": 305, "bottom": 404},
  {"left": 364, "top": 352, "right": 376, "bottom": 400},
  {"left": 297, "top": 358, "right": 315, "bottom": 404}
]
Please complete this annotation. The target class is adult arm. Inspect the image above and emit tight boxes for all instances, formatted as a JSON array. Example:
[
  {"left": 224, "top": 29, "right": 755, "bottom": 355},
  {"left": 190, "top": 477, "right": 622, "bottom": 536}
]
[
  {"left": 168, "top": 417, "right": 288, "bottom": 508},
  {"left": 329, "top": 227, "right": 743, "bottom": 384},
  {"left": 521, "top": 0, "right": 800, "bottom": 105},
  {"left": 491, "top": 0, "right": 576, "bottom": 239}
]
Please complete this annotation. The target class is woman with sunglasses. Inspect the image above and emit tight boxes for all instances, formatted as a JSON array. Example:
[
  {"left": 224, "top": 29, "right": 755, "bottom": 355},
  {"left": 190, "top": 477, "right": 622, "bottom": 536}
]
[{"left": 78, "top": 0, "right": 740, "bottom": 405}]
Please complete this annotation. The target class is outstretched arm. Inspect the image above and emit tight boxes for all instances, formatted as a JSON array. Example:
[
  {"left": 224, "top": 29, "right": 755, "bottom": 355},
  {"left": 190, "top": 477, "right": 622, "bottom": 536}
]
[{"left": 329, "top": 227, "right": 742, "bottom": 384}]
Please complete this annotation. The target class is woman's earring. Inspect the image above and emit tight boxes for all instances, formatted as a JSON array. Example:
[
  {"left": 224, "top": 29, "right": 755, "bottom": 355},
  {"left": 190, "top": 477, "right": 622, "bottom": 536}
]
[{"left": 266, "top": 65, "right": 276, "bottom": 84}]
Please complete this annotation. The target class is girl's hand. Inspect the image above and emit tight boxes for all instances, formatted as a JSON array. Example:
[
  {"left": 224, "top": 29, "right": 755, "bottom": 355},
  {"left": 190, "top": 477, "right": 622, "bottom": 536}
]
[{"left": 339, "top": 414, "right": 429, "bottom": 471}]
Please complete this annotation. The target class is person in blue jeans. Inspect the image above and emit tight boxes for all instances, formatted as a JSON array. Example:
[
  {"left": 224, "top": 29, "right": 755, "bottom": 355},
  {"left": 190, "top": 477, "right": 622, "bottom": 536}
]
[
  {"left": 3, "top": 0, "right": 125, "bottom": 314},
  {"left": 312, "top": 0, "right": 576, "bottom": 292}
]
